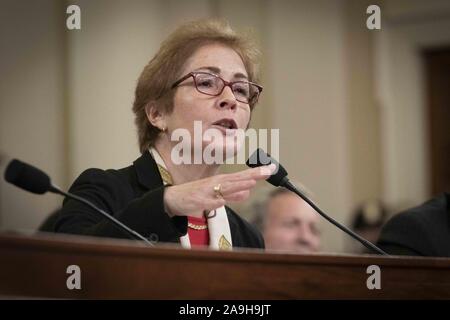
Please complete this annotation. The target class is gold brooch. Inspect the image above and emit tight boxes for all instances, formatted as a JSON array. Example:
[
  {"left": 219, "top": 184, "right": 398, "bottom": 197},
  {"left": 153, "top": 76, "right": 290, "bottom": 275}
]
[{"left": 219, "top": 235, "right": 232, "bottom": 250}]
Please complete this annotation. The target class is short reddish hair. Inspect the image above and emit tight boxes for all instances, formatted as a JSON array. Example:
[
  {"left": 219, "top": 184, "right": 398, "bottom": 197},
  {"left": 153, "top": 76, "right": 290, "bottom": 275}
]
[{"left": 132, "top": 18, "right": 261, "bottom": 153}]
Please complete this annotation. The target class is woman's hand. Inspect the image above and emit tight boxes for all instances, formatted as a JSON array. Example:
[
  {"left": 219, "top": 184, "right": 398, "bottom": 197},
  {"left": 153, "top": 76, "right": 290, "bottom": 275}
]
[{"left": 163, "top": 164, "right": 276, "bottom": 218}]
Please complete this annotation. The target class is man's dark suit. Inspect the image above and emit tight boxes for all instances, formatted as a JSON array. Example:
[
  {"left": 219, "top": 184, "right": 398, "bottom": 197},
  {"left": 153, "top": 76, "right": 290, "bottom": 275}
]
[
  {"left": 377, "top": 192, "right": 450, "bottom": 257},
  {"left": 54, "top": 151, "right": 264, "bottom": 249}
]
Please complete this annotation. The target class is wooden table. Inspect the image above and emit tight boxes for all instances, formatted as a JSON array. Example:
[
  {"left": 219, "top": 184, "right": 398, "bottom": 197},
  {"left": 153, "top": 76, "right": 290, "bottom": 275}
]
[{"left": 0, "top": 233, "right": 449, "bottom": 299}]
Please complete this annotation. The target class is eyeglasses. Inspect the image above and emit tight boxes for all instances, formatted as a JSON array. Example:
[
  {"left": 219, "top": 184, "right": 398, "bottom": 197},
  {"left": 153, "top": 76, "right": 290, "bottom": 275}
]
[{"left": 171, "top": 71, "right": 263, "bottom": 105}]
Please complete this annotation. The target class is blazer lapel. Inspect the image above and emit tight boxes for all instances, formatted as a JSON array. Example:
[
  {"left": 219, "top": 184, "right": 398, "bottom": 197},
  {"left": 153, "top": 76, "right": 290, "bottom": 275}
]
[
  {"left": 132, "top": 151, "right": 181, "bottom": 245},
  {"left": 133, "top": 150, "right": 164, "bottom": 191},
  {"left": 225, "top": 208, "right": 241, "bottom": 247}
]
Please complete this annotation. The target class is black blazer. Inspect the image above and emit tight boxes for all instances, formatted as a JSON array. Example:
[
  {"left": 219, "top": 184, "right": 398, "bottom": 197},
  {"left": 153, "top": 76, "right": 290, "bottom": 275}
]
[
  {"left": 54, "top": 151, "right": 264, "bottom": 249},
  {"left": 377, "top": 192, "right": 450, "bottom": 257}
]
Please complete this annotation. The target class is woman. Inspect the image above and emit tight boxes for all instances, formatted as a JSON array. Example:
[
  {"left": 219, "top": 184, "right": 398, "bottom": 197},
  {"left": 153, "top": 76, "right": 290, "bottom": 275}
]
[{"left": 55, "top": 19, "right": 275, "bottom": 250}]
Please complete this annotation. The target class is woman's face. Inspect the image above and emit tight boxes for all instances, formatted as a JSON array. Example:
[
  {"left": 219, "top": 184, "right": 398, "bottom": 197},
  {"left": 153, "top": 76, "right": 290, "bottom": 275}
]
[{"left": 164, "top": 43, "right": 252, "bottom": 162}]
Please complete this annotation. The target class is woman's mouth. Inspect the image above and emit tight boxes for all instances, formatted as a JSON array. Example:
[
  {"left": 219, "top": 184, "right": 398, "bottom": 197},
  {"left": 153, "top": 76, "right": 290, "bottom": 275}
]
[{"left": 211, "top": 118, "right": 238, "bottom": 130}]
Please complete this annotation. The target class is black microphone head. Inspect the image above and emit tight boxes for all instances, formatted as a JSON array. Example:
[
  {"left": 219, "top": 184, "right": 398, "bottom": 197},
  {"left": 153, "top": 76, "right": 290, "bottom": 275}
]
[
  {"left": 4, "top": 159, "right": 51, "bottom": 194},
  {"left": 246, "top": 148, "right": 288, "bottom": 187}
]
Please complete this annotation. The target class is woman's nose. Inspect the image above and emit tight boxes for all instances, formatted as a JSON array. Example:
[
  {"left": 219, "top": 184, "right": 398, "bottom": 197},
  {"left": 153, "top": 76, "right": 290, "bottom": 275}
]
[{"left": 218, "top": 86, "right": 237, "bottom": 110}]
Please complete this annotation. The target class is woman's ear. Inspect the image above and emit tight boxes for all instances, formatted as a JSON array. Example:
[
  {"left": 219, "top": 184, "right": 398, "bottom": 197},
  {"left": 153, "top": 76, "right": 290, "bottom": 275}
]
[{"left": 145, "top": 102, "right": 166, "bottom": 131}]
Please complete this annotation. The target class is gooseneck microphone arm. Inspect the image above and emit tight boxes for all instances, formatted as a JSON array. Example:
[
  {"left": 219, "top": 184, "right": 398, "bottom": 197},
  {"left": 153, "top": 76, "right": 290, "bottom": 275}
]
[
  {"left": 247, "top": 149, "right": 388, "bottom": 256},
  {"left": 49, "top": 183, "right": 154, "bottom": 245},
  {"left": 283, "top": 180, "right": 388, "bottom": 255}
]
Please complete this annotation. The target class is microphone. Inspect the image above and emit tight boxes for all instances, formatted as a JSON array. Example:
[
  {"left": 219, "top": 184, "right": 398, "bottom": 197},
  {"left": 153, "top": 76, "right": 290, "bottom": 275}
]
[
  {"left": 247, "top": 149, "right": 388, "bottom": 255},
  {"left": 4, "top": 159, "right": 153, "bottom": 245}
]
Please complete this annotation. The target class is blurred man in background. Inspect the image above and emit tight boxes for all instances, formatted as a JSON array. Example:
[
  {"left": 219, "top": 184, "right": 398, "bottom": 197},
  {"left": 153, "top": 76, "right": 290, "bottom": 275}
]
[{"left": 252, "top": 188, "right": 321, "bottom": 254}]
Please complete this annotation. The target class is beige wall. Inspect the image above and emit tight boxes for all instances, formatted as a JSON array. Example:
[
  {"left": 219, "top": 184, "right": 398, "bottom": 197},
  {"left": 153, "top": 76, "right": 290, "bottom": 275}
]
[
  {"left": 0, "top": 0, "right": 66, "bottom": 231},
  {"left": 67, "top": 0, "right": 163, "bottom": 179},
  {"left": 375, "top": 0, "right": 450, "bottom": 212},
  {"left": 1, "top": 0, "right": 448, "bottom": 252},
  {"left": 263, "top": 0, "right": 351, "bottom": 252}
]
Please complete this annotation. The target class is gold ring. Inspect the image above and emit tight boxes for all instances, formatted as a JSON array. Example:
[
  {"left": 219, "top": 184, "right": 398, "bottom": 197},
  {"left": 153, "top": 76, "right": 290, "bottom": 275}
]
[{"left": 213, "top": 184, "right": 223, "bottom": 198}]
